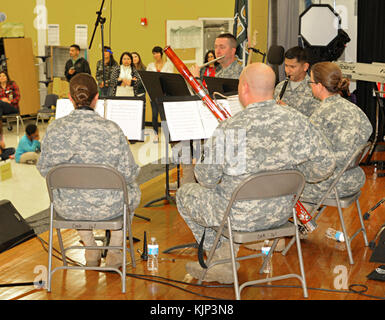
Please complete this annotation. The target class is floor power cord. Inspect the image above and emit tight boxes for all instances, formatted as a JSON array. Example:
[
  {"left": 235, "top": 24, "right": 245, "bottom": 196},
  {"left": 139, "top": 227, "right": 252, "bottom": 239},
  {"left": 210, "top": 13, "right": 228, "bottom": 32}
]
[{"left": 1, "top": 234, "right": 384, "bottom": 301}]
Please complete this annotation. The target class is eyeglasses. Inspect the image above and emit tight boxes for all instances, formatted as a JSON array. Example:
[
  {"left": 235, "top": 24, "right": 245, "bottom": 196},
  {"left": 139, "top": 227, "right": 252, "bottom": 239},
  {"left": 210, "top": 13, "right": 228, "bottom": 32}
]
[{"left": 308, "top": 80, "right": 317, "bottom": 85}]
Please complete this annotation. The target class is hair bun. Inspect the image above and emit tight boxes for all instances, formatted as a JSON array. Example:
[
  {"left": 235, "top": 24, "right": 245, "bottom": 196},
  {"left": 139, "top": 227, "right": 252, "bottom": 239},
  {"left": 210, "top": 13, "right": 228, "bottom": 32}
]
[
  {"left": 337, "top": 77, "right": 350, "bottom": 92},
  {"left": 69, "top": 73, "right": 98, "bottom": 107}
]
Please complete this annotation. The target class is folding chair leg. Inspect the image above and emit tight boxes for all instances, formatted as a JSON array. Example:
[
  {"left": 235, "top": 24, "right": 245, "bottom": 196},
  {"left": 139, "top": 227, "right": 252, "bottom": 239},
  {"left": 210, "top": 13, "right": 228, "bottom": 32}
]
[
  {"left": 56, "top": 228, "right": 67, "bottom": 266},
  {"left": 122, "top": 205, "right": 127, "bottom": 294},
  {"left": 294, "top": 213, "right": 308, "bottom": 298},
  {"left": 127, "top": 213, "right": 136, "bottom": 268},
  {"left": 282, "top": 236, "right": 295, "bottom": 256},
  {"left": 47, "top": 204, "right": 54, "bottom": 292},
  {"left": 335, "top": 190, "right": 354, "bottom": 265},
  {"left": 227, "top": 217, "right": 240, "bottom": 300},
  {"left": 356, "top": 199, "right": 369, "bottom": 246}
]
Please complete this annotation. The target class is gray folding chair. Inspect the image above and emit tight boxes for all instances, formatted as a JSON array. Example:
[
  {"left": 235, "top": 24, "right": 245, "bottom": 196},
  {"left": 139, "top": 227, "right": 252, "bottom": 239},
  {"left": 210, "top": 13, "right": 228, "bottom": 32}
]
[
  {"left": 3, "top": 112, "right": 24, "bottom": 136},
  {"left": 45, "top": 164, "right": 136, "bottom": 293},
  {"left": 198, "top": 170, "right": 308, "bottom": 300},
  {"left": 36, "top": 94, "right": 58, "bottom": 127},
  {"left": 283, "top": 142, "right": 372, "bottom": 265}
]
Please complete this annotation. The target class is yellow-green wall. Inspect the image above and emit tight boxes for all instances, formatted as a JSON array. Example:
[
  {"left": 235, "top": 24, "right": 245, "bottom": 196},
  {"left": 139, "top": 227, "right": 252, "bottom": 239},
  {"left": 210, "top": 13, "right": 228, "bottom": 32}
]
[{"left": 1, "top": 0, "right": 268, "bottom": 74}]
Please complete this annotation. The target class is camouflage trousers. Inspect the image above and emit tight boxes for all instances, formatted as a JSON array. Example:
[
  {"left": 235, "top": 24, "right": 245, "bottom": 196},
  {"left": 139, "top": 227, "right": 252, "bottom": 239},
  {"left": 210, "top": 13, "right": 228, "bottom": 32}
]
[
  {"left": 176, "top": 182, "right": 294, "bottom": 251},
  {"left": 302, "top": 167, "right": 366, "bottom": 203}
]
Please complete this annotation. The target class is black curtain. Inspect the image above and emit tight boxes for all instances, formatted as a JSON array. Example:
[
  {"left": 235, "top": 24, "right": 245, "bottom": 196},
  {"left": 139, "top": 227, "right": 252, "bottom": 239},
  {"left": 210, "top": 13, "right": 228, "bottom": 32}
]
[{"left": 357, "top": 0, "right": 385, "bottom": 141}]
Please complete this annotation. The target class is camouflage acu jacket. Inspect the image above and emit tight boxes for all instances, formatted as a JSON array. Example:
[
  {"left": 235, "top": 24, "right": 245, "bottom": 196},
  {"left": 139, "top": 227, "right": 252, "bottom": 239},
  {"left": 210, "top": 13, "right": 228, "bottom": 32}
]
[
  {"left": 274, "top": 74, "right": 320, "bottom": 117},
  {"left": 302, "top": 94, "right": 373, "bottom": 200},
  {"left": 193, "top": 99, "right": 335, "bottom": 229},
  {"left": 37, "top": 109, "right": 141, "bottom": 221},
  {"left": 215, "top": 59, "right": 243, "bottom": 79}
]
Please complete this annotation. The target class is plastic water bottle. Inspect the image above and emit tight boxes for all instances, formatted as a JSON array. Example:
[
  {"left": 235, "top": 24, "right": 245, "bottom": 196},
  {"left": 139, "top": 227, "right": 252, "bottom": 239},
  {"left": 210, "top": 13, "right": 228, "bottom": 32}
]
[
  {"left": 325, "top": 227, "right": 345, "bottom": 242},
  {"left": 147, "top": 237, "right": 159, "bottom": 272},
  {"left": 261, "top": 240, "right": 273, "bottom": 274}
]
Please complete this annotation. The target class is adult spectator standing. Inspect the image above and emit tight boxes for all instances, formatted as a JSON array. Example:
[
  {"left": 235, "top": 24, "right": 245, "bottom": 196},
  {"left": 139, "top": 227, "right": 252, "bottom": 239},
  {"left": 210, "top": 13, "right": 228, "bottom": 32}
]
[
  {"left": 64, "top": 44, "right": 91, "bottom": 82},
  {"left": 146, "top": 46, "right": 174, "bottom": 142},
  {"left": 95, "top": 46, "right": 119, "bottom": 97}
]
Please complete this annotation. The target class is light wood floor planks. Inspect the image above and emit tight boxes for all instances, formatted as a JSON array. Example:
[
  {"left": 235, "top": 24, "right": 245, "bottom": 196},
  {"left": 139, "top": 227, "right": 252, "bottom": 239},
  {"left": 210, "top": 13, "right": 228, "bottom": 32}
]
[{"left": 0, "top": 159, "right": 384, "bottom": 301}]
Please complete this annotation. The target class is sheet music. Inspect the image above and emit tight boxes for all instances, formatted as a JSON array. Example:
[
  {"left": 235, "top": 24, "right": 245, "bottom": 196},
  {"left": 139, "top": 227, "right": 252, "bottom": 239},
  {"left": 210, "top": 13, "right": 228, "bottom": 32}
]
[
  {"left": 215, "top": 96, "right": 244, "bottom": 117},
  {"left": 55, "top": 99, "right": 74, "bottom": 119},
  {"left": 105, "top": 99, "right": 143, "bottom": 140},
  {"left": 163, "top": 100, "right": 225, "bottom": 141},
  {"left": 55, "top": 99, "right": 104, "bottom": 119},
  {"left": 196, "top": 102, "right": 220, "bottom": 138},
  {"left": 227, "top": 95, "right": 244, "bottom": 116},
  {"left": 163, "top": 101, "right": 208, "bottom": 141}
]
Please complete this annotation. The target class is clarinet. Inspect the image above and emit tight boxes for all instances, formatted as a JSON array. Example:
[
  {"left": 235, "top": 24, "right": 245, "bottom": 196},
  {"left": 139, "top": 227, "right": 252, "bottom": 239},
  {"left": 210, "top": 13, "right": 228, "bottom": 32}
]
[{"left": 279, "top": 77, "right": 290, "bottom": 100}]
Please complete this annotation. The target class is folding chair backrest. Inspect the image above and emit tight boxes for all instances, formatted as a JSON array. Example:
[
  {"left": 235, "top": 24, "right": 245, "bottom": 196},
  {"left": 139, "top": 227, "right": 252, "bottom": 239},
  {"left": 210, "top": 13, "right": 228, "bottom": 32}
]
[
  {"left": 43, "top": 94, "right": 59, "bottom": 109},
  {"left": 229, "top": 170, "right": 305, "bottom": 205},
  {"left": 46, "top": 164, "right": 128, "bottom": 203},
  {"left": 310, "top": 141, "right": 371, "bottom": 214}
]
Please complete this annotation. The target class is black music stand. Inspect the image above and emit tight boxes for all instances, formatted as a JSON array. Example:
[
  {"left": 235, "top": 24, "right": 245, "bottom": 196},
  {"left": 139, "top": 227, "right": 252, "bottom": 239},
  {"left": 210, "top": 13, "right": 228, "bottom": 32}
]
[
  {"left": 158, "top": 95, "right": 212, "bottom": 254},
  {"left": 138, "top": 71, "right": 191, "bottom": 207},
  {"left": 363, "top": 84, "right": 385, "bottom": 177},
  {"left": 203, "top": 76, "right": 239, "bottom": 96}
]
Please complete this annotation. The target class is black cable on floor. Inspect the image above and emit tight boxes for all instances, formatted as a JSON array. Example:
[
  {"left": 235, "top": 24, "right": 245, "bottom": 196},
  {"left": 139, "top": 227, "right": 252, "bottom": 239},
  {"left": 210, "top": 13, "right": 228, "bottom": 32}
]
[{"left": 33, "top": 235, "right": 385, "bottom": 300}]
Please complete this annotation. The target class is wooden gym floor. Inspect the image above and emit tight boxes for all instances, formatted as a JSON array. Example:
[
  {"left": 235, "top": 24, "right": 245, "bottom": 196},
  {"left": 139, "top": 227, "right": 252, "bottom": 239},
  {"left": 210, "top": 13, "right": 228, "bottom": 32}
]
[{"left": 0, "top": 154, "right": 384, "bottom": 302}]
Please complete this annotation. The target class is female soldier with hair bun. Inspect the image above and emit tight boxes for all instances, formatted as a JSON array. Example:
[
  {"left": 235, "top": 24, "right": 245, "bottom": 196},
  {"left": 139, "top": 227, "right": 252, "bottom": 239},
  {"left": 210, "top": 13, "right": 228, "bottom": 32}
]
[
  {"left": 37, "top": 73, "right": 141, "bottom": 269},
  {"left": 302, "top": 61, "right": 373, "bottom": 201}
]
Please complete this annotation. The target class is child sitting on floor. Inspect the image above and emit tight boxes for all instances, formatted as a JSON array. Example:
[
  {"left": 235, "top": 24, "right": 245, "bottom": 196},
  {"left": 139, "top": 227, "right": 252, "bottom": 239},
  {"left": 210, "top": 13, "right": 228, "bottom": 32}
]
[
  {"left": 0, "top": 123, "right": 15, "bottom": 161},
  {"left": 15, "top": 124, "right": 41, "bottom": 164}
]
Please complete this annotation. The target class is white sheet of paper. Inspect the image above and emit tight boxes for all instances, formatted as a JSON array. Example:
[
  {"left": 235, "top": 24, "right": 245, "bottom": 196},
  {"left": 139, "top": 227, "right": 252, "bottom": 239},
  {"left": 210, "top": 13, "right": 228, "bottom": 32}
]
[
  {"left": 196, "top": 101, "right": 220, "bottom": 138},
  {"left": 55, "top": 99, "right": 105, "bottom": 119},
  {"left": 105, "top": 99, "right": 143, "bottom": 140},
  {"left": 47, "top": 24, "right": 60, "bottom": 46},
  {"left": 163, "top": 101, "right": 207, "bottom": 141},
  {"left": 75, "top": 24, "right": 88, "bottom": 49},
  {"left": 215, "top": 96, "right": 244, "bottom": 117},
  {"left": 55, "top": 99, "right": 74, "bottom": 119}
]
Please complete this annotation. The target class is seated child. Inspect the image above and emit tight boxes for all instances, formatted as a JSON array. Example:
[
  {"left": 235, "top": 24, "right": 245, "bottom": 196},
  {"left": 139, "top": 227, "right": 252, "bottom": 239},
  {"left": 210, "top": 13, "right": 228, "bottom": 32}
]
[
  {"left": 0, "top": 125, "right": 15, "bottom": 161},
  {"left": 15, "top": 124, "right": 41, "bottom": 164}
]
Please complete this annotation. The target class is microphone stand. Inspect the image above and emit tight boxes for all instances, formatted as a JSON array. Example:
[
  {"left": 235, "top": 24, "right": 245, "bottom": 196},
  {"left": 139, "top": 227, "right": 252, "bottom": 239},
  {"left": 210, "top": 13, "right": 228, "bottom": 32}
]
[
  {"left": 248, "top": 47, "right": 266, "bottom": 63},
  {"left": 89, "top": 0, "right": 106, "bottom": 95}
]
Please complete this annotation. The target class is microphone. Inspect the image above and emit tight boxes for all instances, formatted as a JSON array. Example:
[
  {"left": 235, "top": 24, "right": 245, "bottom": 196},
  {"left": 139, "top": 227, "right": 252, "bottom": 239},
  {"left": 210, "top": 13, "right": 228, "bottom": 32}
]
[{"left": 279, "top": 77, "right": 290, "bottom": 100}]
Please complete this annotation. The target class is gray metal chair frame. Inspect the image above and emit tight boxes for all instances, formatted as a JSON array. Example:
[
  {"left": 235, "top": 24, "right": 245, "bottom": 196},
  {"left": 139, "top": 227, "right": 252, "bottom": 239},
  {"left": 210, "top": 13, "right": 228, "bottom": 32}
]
[
  {"left": 4, "top": 112, "right": 24, "bottom": 136},
  {"left": 282, "top": 142, "right": 372, "bottom": 265},
  {"left": 36, "top": 94, "right": 58, "bottom": 127},
  {"left": 45, "top": 164, "right": 136, "bottom": 293},
  {"left": 198, "top": 170, "right": 308, "bottom": 300}
]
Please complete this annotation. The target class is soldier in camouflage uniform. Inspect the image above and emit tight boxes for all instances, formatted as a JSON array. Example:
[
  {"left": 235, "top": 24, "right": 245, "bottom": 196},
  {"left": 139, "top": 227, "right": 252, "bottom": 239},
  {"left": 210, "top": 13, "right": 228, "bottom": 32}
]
[
  {"left": 213, "top": 33, "right": 243, "bottom": 79},
  {"left": 176, "top": 33, "right": 244, "bottom": 188},
  {"left": 274, "top": 46, "right": 320, "bottom": 117},
  {"left": 302, "top": 62, "right": 372, "bottom": 201},
  {"left": 176, "top": 63, "right": 335, "bottom": 283},
  {"left": 37, "top": 73, "right": 141, "bottom": 268}
]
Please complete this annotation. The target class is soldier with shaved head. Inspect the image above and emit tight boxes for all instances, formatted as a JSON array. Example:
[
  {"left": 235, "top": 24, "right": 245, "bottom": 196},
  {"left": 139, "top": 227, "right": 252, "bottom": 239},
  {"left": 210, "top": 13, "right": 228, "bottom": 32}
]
[{"left": 176, "top": 63, "right": 335, "bottom": 284}]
